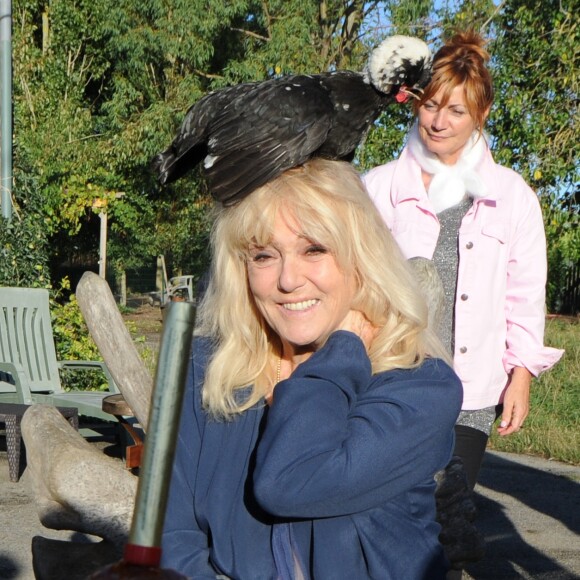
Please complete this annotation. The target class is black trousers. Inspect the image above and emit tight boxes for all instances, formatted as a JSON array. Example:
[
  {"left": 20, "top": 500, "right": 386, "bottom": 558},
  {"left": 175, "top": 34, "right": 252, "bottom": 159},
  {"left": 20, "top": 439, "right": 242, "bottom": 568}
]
[
  {"left": 453, "top": 405, "right": 503, "bottom": 490},
  {"left": 453, "top": 424, "right": 491, "bottom": 491}
]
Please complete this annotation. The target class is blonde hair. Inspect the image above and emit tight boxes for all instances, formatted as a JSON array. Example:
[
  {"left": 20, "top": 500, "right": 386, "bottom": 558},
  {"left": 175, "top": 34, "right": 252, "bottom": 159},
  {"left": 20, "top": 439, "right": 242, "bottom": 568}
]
[
  {"left": 198, "top": 158, "right": 448, "bottom": 419},
  {"left": 414, "top": 30, "right": 494, "bottom": 131}
]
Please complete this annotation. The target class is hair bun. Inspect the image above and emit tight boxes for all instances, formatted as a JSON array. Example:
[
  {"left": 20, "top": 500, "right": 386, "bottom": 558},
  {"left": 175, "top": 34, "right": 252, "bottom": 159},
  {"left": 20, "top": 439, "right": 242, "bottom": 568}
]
[{"left": 447, "top": 30, "right": 490, "bottom": 63}]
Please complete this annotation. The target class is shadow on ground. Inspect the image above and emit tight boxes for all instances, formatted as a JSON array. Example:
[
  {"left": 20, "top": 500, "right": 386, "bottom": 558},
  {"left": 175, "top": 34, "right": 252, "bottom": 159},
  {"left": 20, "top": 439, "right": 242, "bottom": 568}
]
[
  {"left": 465, "top": 452, "right": 580, "bottom": 580},
  {"left": 0, "top": 552, "right": 21, "bottom": 579}
]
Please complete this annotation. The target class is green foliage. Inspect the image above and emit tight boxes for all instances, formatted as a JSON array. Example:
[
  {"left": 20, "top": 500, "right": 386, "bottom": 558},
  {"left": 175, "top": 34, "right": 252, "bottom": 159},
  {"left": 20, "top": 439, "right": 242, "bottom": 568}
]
[
  {"left": 0, "top": 217, "right": 50, "bottom": 287},
  {"left": 489, "top": 0, "right": 578, "bottom": 194},
  {"left": 123, "top": 317, "right": 159, "bottom": 375},
  {"left": 49, "top": 279, "right": 109, "bottom": 391},
  {"left": 542, "top": 193, "right": 580, "bottom": 312},
  {"left": 0, "top": 176, "right": 51, "bottom": 287},
  {"left": 50, "top": 280, "right": 101, "bottom": 361},
  {"left": 488, "top": 0, "right": 579, "bottom": 312},
  {"left": 10, "top": 0, "right": 579, "bottom": 308}
]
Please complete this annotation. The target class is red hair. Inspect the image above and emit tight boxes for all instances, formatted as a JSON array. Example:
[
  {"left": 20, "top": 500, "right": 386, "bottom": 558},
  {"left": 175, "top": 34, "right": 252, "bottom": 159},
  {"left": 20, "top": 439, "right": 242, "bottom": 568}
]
[{"left": 414, "top": 31, "right": 494, "bottom": 130}]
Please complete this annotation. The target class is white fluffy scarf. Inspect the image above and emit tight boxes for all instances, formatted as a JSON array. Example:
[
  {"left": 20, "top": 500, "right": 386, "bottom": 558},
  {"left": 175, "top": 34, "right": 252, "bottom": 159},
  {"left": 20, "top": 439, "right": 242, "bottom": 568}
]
[{"left": 407, "top": 122, "right": 488, "bottom": 213}]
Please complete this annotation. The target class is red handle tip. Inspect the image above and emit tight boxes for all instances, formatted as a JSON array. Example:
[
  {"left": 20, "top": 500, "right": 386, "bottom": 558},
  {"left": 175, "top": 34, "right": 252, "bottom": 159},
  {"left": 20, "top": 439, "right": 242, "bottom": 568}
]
[{"left": 124, "top": 544, "right": 162, "bottom": 568}]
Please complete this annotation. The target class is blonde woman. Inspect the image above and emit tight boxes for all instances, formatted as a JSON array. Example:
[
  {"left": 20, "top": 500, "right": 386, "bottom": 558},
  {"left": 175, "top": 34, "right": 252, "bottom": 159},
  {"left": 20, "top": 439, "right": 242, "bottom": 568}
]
[{"left": 162, "top": 158, "right": 462, "bottom": 579}]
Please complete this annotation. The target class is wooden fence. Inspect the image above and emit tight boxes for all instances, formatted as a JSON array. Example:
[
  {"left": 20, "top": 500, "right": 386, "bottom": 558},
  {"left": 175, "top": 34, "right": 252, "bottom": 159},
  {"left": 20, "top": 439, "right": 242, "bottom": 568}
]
[{"left": 559, "top": 261, "right": 580, "bottom": 315}]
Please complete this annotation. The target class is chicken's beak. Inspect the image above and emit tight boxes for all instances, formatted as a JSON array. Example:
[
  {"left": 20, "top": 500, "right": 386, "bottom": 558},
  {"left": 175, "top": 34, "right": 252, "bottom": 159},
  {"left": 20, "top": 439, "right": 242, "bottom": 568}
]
[
  {"left": 395, "top": 86, "right": 423, "bottom": 103},
  {"left": 395, "top": 86, "right": 410, "bottom": 103}
]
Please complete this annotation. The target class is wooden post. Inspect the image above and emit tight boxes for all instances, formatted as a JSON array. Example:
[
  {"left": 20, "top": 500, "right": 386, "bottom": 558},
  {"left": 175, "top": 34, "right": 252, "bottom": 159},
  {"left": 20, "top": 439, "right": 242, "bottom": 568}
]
[
  {"left": 93, "top": 193, "right": 124, "bottom": 280},
  {"left": 98, "top": 210, "right": 107, "bottom": 279},
  {"left": 42, "top": 9, "right": 49, "bottom": 54},
  {"left": 120, "top": 269, "right": 127, "bottom": 307},
  {"left": 156, "top": 256, "right": 164, "bottom": 293},
  {"left": 76, "top": 271, "right": 153, "bottom": 430}
]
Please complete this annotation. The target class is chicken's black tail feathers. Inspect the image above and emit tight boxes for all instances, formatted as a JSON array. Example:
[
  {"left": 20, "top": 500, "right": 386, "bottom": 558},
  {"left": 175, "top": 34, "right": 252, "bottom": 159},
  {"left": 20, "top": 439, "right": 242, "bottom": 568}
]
[
  {"left": 150, "top": 149, "right": 175, "bottom": 186},
  {"left": 151, "top": 143, "right": 206, "bottom": 186}
]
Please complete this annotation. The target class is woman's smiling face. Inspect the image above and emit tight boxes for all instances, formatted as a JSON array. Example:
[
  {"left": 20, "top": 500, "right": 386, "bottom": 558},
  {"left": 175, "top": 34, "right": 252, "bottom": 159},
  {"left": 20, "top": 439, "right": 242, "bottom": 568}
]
[{"left": 246, "top": 211, "right": 356, "bottom": 356}]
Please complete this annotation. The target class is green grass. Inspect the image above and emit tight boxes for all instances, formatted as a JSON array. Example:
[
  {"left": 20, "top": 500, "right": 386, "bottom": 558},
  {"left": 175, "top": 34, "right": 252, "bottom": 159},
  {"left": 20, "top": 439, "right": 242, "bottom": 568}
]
[{"left": 489, "top": 317, "right": 580, "bottom": 465}]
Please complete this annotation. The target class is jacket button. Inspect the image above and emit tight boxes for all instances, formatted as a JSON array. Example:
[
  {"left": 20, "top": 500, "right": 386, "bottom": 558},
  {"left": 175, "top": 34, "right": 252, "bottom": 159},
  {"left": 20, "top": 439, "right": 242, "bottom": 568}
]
[
  {"left": 466, "top": 241, "right": 474, "bottom": 249},
  {"left": 459, "top": 346, "right": 467, "bottom": 354},
  {"left": 460, "top": 293, "right": 469, "bottom": 301}
]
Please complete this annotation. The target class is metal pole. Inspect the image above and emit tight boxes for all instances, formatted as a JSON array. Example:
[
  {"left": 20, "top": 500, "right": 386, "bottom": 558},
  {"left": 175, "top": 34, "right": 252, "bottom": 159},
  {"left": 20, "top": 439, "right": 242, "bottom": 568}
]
[
  {"left": 125, "top": 301, "right": 196, "bottom": 567},
  {"left": 0, "top": 0, "right": 12, "bottom": 220}
]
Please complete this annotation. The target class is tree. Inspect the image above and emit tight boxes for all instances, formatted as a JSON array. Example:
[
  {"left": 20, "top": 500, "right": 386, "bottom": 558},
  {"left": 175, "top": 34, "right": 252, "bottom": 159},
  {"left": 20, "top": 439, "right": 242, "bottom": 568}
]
[
  {"left": 488, "top": 0, "right": 578, "bottom": 199},
  {"left": 13, "top": 0, "right": 129, "bottom": 277},
  {"left": 13, "top": 0, "right": 395, "bottom": 282},
  {"left": 488, "top": 0, "right": 579, "bottom": 311},
  {"left": 11, "top": 0, "right": 578, "bottom": 311}
]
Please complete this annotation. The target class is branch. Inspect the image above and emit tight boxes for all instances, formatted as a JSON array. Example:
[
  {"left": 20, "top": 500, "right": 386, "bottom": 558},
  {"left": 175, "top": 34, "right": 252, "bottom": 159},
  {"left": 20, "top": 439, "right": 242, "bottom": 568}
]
[
  {"left": 336, "top": 0, "right": 365, "bottom": 68},
  {"left": 230, "top": 28, "right": 270, "bottom": 42},
  {"left": 262, "top": 0, "right": 273, "bottom": 39},
  {"left": 18, "top": 74, "right": 37, "bottom": 128},
  {"left": 480, "top": 0, "right": 507, "bottom": 33},
  {"left": 66, "top": 133, "right": 106, "bottom": 145},
  {"left": 319, "top": 0, "right": 336, "bottom": 63},
  {"left": 194, "top": 69, "right": 225, "bottom": 80}
]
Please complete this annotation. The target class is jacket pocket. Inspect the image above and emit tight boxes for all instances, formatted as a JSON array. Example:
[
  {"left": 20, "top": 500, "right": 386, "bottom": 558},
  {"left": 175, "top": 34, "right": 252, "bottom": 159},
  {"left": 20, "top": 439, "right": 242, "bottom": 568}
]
[
  {"left": 480, "top": 222, "right": 507, "bottom": 244},
  {"left": 391, "top": 220, "right": 438, "bottom": 260}
]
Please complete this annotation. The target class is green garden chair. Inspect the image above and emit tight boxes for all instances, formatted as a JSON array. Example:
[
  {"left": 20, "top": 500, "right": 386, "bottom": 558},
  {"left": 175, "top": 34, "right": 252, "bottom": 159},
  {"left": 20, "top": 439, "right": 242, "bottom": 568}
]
[{"left": 0, "top": 287, "right": 119, "bottom": 421}]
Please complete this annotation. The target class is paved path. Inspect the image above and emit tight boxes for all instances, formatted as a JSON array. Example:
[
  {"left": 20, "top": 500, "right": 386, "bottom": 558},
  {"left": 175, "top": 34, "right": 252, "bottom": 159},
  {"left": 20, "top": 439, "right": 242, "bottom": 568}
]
[
  {"left": 465, "top": 451, "right": 580, "bottom": 579},
  {"left": 0, "top": 458, "right": 78, "bottom": 579},
  {"left": 0, "top": 446, "right": 578, "bottom": 579}
]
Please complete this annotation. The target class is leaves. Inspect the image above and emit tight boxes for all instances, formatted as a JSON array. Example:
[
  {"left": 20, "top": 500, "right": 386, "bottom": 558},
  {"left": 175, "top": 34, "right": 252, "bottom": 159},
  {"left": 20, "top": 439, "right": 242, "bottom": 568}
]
[
  {"left": 9, "top": 0, "right": 579, "bottom": 312},
  {"left": 13, "top": 0, "right": 389, "bottom": 282},
  {"left": 486, "top": 0, "right": 579, "bottom": 310},
  {"left": 0, "top": 175, "right": 50, "bottom": 288},
  {"left": 489, "top": 0, "right": 579, "bottom": 198}
]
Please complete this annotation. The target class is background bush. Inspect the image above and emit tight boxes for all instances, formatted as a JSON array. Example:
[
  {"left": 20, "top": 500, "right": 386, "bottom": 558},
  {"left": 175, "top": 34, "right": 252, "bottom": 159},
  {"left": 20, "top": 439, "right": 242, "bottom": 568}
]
[
  {"left": 0, "top": 177, "right": 50, "bottom": 288},
  {"left": 50, "top": 279, "right": 111, "bottom": 391}
]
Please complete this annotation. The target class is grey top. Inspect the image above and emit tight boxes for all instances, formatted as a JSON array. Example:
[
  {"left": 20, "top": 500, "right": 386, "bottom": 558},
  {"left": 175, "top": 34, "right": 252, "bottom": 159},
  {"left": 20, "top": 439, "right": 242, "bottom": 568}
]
[
  {"left": 432, "top": 197, "right": 498, "bottom": 435},
  {"left": 432, "top": 197, "right": 473, "bottom": 356}
]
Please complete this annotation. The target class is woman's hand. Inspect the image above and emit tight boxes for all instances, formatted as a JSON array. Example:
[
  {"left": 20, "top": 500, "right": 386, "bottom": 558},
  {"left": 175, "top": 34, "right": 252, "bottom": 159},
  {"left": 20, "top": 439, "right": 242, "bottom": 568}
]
[
  {"left": 497, "top": 367, "right": 532, "bottom": 436},
  {"left": 337, "top": 310, "right": 378, "bottom": 352}
]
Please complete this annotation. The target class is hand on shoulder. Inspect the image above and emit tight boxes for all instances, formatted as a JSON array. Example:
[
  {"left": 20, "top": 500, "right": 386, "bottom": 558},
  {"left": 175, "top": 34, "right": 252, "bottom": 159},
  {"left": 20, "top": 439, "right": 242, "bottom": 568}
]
[{"left": 337, "top": 310, "right": 378, "bottom": 351}]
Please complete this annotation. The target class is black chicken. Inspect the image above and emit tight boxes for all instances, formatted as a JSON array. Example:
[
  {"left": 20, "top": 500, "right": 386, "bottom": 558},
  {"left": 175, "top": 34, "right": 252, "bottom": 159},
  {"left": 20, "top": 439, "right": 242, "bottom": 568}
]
[{"left": 152, "top": 35, "right": 431, "bottom": 205}]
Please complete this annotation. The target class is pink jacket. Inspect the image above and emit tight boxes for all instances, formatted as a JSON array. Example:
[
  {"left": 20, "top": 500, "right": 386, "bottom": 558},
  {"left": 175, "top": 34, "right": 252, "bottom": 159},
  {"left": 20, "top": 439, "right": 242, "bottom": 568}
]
[{"left": 363, "top": 145, "right": 564, "bottom": 410}]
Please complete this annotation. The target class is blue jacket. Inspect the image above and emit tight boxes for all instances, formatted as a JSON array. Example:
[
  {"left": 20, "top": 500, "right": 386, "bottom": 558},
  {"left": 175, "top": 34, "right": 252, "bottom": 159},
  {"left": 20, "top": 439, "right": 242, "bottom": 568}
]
[{"left": 161, "top": 331, "right": 463, "bottom": 579}]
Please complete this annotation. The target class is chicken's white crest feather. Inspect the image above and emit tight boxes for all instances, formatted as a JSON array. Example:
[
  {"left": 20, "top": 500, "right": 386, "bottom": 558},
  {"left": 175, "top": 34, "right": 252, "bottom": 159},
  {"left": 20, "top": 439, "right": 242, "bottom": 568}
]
[{"left": 366, "top": 35, "right": 431, "bottom": 93}]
